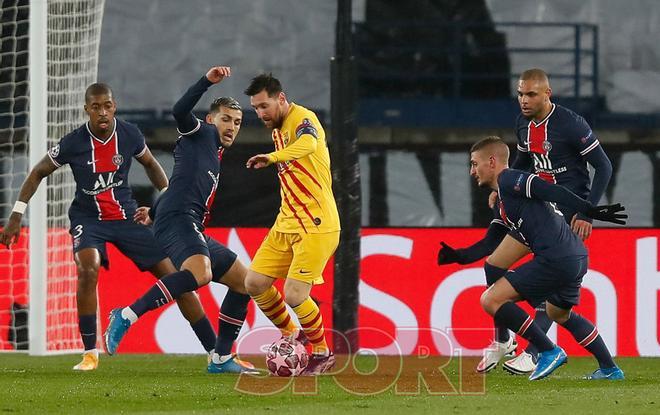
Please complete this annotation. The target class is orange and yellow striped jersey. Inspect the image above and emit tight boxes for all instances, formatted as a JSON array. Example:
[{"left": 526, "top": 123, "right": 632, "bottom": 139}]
[{"left": 266, "top": 103, "right": 340, "bottom": 234}]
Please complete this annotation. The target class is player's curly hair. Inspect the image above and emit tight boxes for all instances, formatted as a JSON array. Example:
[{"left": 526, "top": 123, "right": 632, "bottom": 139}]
[
  {"left": 244, "top": 73, "right": 282, "bottom": 97},
  {"left": 210, "top": 97, "right": 241, "bottom": 114}
]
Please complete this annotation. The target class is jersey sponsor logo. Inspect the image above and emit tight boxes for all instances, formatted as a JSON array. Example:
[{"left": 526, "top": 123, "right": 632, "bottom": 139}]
[
  {"left": 82, "top": 171, "right": 123, "bottom": 195},
  {"left": 295, "top": 118, "right": 318, "bottom": 139},
  {"left": 49, "top": 145, "right": 60, "bottom": 158},
  {"left": 112, "top": 154, "right": 124, "bottom": 166}
]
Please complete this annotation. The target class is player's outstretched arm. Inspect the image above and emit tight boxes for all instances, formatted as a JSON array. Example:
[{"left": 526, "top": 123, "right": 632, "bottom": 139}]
[
  {"left": 173, "top": 66, "right": 231, "bottom": 136},
  {"left": 437, "top": 222, "right": 508, "bottom": 265},
  {"left": 0, "top": 155, "right": 58, "bottom": 248}
]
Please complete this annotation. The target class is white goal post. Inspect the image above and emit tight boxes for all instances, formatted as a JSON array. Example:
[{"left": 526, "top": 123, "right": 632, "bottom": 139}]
[{"left": 0, "top": 0, "right": 105, "bottom": 355}]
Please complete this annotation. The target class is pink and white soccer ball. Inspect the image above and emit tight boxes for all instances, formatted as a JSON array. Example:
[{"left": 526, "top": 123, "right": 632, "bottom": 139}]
[{"left": 266, "top": 337, "right": 309, "bottom": 376}]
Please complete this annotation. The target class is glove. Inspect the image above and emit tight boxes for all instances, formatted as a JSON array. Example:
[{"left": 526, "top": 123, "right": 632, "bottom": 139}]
[
  {"left": 437, "top": 242, "right": 462, "bottom": 265},
  {"left": 585, "top": 203, "right": 627, "bottom": 225}
]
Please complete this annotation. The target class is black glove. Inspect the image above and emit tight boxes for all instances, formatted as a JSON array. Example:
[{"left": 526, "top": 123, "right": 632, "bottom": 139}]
[
  {"left": 585, "top": 203, "right": 627, "bottom": 225},
  {"left": 437, "top": 242, "right": 462, "bottom": 265}
]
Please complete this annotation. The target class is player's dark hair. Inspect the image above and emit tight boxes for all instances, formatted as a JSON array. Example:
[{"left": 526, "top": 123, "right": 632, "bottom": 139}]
[
  {"left": 519, "top": 68, "right": 549, "bottom": 84},
  {"left": 471, "top": 136, "right": 509, "bottom": 163},
  {"left": 244, "top": 73, "right": 282, "bottom": 97},
  {"left": 210, "top": 97, "right": 242, "bottom": 114},
  {"left": 85, "top": 83, "right": 113, "bottom": 103}
]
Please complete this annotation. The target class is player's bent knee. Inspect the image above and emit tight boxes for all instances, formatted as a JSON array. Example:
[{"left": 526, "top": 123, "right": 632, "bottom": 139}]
[
  {"left": 244, "top": 274, "right": 271, "bottom": 297},
  {"left": 479, "top": 289, "right": 498, "bottom": 316}
]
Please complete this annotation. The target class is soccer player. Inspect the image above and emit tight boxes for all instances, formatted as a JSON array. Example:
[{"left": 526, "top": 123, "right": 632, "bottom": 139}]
[
  {"left": 243, "top": 73, "right": 341, "bottom": 375},
  {"left": 103, "top": 66, "right": 257, "bottom": 374},
  {"left": 471, "top": 136, "right": 625, "bottom": 380},
  {"left": 441, "top": 68, "right": 614, "bottom": 374},
  {"left": 0, "top": 83, "right": 216, "bottom": 371}
]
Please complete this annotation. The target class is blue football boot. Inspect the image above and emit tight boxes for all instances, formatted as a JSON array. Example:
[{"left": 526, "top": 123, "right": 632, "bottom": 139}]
[
  {"left": 529, "top": 346, "right": 567, "bottom": 380},
  {"left": 584, "top": 366, "right": 624, "bottom": 380},
  {"left": 104, "top": 308, "right": 131, "bottom": 355}
]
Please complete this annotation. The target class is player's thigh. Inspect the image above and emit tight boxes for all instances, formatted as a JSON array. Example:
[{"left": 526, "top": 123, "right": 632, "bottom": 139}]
[
  {"left": 288, "top": 231, "right": 340, "bottom": 285},
  {"left": 250, "top": 228, "right": 293, "bottom": 280},
  {"left": 70, "top": 219, "right": 110, "bottom": 270},
  {"left": 153, "top": 214, "right": 210, "bottom": 270},
  {"left": 504, "top": 258, "right": 560, "bottom": 308},
  {"left": 486, "top": 234, "right": 530, "bottom": 269},
  {"left": 111, "top": 220, "right": 168, "bottom": 272},
  {"left": 207, "top": 236, "right": 246, "bottom": 291}
]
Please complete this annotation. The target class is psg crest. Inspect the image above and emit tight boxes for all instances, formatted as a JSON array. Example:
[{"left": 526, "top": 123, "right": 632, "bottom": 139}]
[
  {"left": 112, "top": 154, "right": 124, "bottom": 166},
  {"left": 542, "top": 140, "right": 552, "bottom": 152}
]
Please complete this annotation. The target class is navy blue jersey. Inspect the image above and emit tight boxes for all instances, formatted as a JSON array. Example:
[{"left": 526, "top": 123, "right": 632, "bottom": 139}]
[
  {"left": 47, "top": 119, "right": 145, "bottom": 221},
  {"left": 497, "top": 168, "right": 587, "bottom": 260},
  {"left": 153, "top": 77, "right": 223, "bottom": 225},
  {"left": 515, "top": 104, "right": 600, "bottom": 199}
]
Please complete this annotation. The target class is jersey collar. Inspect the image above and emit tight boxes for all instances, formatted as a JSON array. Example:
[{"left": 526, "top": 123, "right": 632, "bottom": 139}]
[{"left": 86, "top": 119, "right": 117, "bottom": 145}]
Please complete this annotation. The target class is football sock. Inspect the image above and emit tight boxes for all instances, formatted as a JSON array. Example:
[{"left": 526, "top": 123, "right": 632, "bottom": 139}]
[
  {"left": 78, "top": 314, "right": 97, "bottom": 351},
  {"left": 252, "top": 286, "right": 297, "bottom": 336},
  {"left": 292, "top": 297, "right": 329, "bottom": 355},
  {"left": 215, "top": 290, "right": 251, "bottom": 356},
  {"left": 494, "top": 302, "right": 554, "bottom": 353},
  {"left": 129, "top": 270, "right": 198, "bottom": 317},
  {"left": 484, "top": 263, "right": 511, "bottom": 343},
  {"left": 190, "top": 316, "right": 216, "bottom": 353},
  {"left": 525, "top": 302, "right": 553, "bottom": 356},
  {"left": 560, "top": 311, "right": 615, "bottom": 368}
]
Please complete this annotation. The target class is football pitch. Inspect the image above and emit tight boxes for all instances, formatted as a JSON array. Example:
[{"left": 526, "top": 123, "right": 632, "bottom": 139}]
[{"left": 1, "top": 354, "right": 659, "bottom": 414}]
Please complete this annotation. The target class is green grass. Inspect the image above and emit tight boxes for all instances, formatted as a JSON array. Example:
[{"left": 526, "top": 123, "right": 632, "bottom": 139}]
[{"left": 1, "top": 354, "right": 659, "bottom": 414}]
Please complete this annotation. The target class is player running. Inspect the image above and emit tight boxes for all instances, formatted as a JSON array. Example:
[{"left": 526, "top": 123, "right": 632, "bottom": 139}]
[
  {"left": 0, "top": 83, "right": 216, "bottom": 371},
  {"left": 104, "top": 66, "right": 258, "bottom": 374},
  {"left": 472, "top": 136, "right": 625, "bottom": 380},
  {"left": 243, "top": 73, "right": 341, "bottom": 375}
]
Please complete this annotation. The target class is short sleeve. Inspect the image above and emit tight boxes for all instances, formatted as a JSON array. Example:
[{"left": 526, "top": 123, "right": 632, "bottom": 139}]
[
  {"left": 133, "top": 126, "right": 147, "bottom": 158},
  {"left": 47, "top": 133, "right": 74, "bottom": 167}
]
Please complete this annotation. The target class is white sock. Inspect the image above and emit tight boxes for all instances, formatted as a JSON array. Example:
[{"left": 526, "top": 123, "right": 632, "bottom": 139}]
[
  {"left": 212, "top": 353, "right": 233, "bottom": 364},
  {"left": 121, "top": 307, "right": 138, "bottom": 324},
  {"left": 84, "top": 348, "right": 99, "bottom": 357}
]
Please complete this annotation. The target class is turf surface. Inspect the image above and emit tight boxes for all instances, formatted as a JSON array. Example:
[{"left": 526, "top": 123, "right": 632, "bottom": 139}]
[{"left": 1, "top": 354, "right": 658, "bottom": 414}]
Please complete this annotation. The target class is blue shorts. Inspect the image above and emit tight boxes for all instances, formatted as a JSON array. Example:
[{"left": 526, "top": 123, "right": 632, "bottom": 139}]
[
  {"left": 153, "top": 213, "right": 236, "bottom": 279},
  {"left": 504, "top": 255, "right": 588, "bottom": 309},
  {"left": 69, "top": 218, "right": 167, "bottom": 271}
]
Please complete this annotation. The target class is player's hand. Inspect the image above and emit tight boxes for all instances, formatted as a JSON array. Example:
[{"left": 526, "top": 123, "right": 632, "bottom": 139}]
[
  {"left": 570, "top": 214, "right": 593, "bottom": 240},
  {"left": 437, "top": 242, "right": 462, "bottom": 265},
  {"left": 246, "top": 154, "right": 271, "bottom": 169},
  {"left": 133, "top": 207, "right": 152, "bottom": 226},
  {"left": 488, "top": 191, "right": 498, "bottom": 209},
  {"left": 0, "top": 213, "right": 23, "bottom": 248},
  {"left": 585, "top": 203, "right": 627, "bottom": 225},
  {"left": 206, "top": 66, "right": 231, "bottom": 84}
]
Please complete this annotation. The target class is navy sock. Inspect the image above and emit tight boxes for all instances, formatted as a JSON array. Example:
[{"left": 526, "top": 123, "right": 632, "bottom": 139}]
[
  {"left": 525, "top": 302, "right": 553, "bottom": 356},
  {"left": 78, "top": 314, "right": 97, "bottom": 350},
  {"left": 560, "top": 312, "right": 615, "bottom": 369},
  {"left": 494, "top": 302, "right": 555, "bottom": 353},
  {"left": 215, "top": 290, "right": 251, "bottom": 356},
  {"left": 485, "top": 263, "right": 510, "bottom": 343},
  {"left": 190, "top": 316, "right": 216, "bottom": 353},
  {"left": 130, "top": 270, "right": 198, "bottom": 317}
]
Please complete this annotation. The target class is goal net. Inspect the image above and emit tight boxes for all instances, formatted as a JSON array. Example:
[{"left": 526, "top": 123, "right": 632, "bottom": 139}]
[{"left": 0, "top": 0, "right": 105, "bottom": 354}]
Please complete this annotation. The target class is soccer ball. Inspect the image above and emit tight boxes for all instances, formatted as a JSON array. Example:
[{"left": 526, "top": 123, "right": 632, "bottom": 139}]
[{"left": 266, "top": 337, "right": 309, "bottom": 376}]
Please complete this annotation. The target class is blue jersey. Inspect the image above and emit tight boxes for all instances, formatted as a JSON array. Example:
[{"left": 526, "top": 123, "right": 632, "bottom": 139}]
[
  {"left": 153, "top": 77, "right": 223, "bottom": 225},
  {"left": 515, "top": 104, "right": 600, "bottom": 199},
  {"left": 497, "top": 168, "right": 587, "bottom": 260},
  {"left": 47, "top": 119, "right": 145, "bottom": 221}
]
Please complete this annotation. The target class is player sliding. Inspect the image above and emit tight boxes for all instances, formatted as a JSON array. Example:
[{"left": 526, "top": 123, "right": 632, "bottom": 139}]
[
  {"left": 0, "top": 83, "right": 216, "bottom": 371},
  {"left": 243, "top": 73, "right": 341, "bottom": 375},
  {"left": 104, "top": 66, "right": 258, "bottom": 374},
  {"left": 470, "top": 136, "right": 625, "bottom": 380}
]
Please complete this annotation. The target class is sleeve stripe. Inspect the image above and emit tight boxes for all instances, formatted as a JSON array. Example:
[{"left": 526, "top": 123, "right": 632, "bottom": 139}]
[
  {"left": 525, "top": 174, "right": 536, "bottom": 198},
  {"left": 517, "top": 144, "right": 528, "bottom": 152},
  {"left": 579, "top": 140, "right": 600, "bottom": 156},
  {"left": 135, "top": 145, "right": 147, "bottom": 158},
  {"left": 176, "top": 118, "right": 201, "bottom": 136},
  {"left": 47, "top": 152, "right": 62, "bottom": 167}
]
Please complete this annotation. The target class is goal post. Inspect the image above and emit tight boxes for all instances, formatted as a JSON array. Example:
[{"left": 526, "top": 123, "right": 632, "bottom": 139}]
[{"left": 0, "top": 0, "right": 106, "bottom": 355}]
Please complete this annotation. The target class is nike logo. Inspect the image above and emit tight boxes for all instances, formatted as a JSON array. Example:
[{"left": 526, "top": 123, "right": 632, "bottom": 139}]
[
  {"left": 87, "top": 160, "right": 97, "bottom": 165},
  {"left": 299, "top": 269, "right": 311, "bottom": 274}
]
